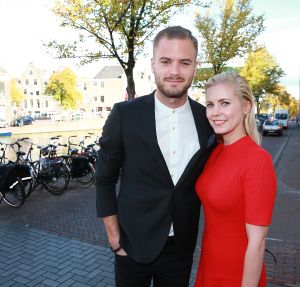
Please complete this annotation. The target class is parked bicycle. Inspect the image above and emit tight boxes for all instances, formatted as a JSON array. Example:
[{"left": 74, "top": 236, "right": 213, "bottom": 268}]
[{"left": 0, "top": 163, "right": 31, "bottom": 208}]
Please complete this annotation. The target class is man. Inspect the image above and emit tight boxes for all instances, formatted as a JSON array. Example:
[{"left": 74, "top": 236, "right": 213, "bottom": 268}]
[{"left": 96, "top": 26, "right": 216, "bottom": 287}]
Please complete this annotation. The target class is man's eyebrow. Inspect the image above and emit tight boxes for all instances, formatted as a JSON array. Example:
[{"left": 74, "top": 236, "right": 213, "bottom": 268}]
[{"left": 158, "top": 57, "right": 192, "bottom": 62}]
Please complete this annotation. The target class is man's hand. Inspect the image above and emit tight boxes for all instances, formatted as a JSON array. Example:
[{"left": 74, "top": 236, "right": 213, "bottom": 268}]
[{"left": 103, "top": 215, "right": 121, "bottom": 250}]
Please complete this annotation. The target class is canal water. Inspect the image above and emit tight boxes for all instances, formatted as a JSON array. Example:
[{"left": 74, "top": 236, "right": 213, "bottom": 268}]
[{"left": 0, "top": 129, "right": 101, "bottom": 162}]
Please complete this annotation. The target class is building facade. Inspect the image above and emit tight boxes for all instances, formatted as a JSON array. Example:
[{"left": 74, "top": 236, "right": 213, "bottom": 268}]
[
  {"left": 17, "top": 63, "right": 57, "bottom": 118},
  {"left": 0, "top": 67, "right": 11, "bottom": 122}
]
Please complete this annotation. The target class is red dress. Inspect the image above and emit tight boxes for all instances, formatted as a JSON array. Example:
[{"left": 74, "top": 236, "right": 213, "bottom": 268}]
[{"left": 195, "top": 136, "right": 276, "bottom": 287}]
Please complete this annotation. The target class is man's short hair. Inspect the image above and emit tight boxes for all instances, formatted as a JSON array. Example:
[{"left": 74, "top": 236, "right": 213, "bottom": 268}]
[{"left": 153, "top": 26, "right": 198, "bottom": 55}]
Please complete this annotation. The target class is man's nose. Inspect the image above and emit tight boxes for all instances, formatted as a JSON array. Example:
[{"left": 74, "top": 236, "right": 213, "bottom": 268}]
[{"left": 170, "top": 62, "right": 180, "bottom": 75}]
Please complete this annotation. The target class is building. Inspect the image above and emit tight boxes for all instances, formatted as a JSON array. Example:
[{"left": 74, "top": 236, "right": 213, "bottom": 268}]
[
  {"left": 0, "top": 66, "right": 11, "bottom": 122},
  {"left": 78, "top": 63, "right": 155, "bottom": 116},
  {"left": 17, "top": 63, "right": 57, "bottom": 118}
]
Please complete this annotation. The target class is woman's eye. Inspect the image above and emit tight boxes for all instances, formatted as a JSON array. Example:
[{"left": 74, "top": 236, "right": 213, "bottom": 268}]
[
  {"left": 206, "top": 103, "right": 213, "bottom": 108},
  {"left": 221, "top": 101, "right": 230, "bottom": 106}
]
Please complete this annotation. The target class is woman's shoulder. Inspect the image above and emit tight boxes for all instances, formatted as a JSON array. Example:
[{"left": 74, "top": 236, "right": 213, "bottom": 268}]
[{"left": 246, "top": 138, "right": 272, "bottom": 163}]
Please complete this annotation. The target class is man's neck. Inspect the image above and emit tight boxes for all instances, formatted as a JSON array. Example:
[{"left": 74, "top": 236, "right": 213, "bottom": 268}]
[{"left": 155, "top": 92, "right": 188, "bottom": 109}]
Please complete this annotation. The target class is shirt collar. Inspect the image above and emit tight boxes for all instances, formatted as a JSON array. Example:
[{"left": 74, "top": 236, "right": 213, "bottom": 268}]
[{"left": 154, "top": 94, "right": 190, "bottom": 114}]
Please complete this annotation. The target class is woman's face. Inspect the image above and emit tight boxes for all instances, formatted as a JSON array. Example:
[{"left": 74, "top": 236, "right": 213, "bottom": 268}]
[{"left": 205, "top": 82, "right": 251, "bottom": 145}]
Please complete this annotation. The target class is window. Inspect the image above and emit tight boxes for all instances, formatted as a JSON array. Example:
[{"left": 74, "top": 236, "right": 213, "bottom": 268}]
[
  {"left": 30, "top": 92, "right": 33, "bottom": 95},
  {"left": 25, "top": 79, "right": 29, "bottom": 85},
  {"left": 141, "top": 72, "right": 144, "bottom": 79},
  {"left": 46, "top": 101, "right": 48, "bottom": 108},
  {"left": 44, "top": 81, "right": 47, "bottom": 86},
  {"left": 101, "top": 95, "right": 105, "bottom": 102},
  {"left": 36, "top": 91, "right": 39, "bottom": 95},
  {"left": 84, "top": 84, "right": 87, "bottom": 91},
  {"left": 29, "top": 70, "right": 33, "bottom": 75},
  {"left": 37, "top": 99, "right": 40, "bottom": 108},
  {"left": 100, "top": 81, "right": 104, "bottom": 88},
  {"left": 24, "top": 89, "right": 27, "bottom": 95},
  {"left": 30, "top": 99, "right": 34, "bottom": 107},
  {"left": 93, "top": 81, "right": 97, "bottom": 87},
  {"left": 94, "top": 97, "right": 97, "bottom": 102},
  {"left": 24, "top": 100, "right": 27, "bottom": 108},
  {"left": 34, "top": 79, "right": 37, "bottom": 85}
]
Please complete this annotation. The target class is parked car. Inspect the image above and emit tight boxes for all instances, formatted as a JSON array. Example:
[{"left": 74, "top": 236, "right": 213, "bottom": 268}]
[
  {"left": 256, "top": 119, "right": 262, "bottom": 132},
  {"left": 257, "top": 113, "right": 269, "bottom": 125},
  {"left": 262, "top": 119, "right": 283, "bottom": 136},
  {"left": 11, "top": 115, "right": 34, "bottom": 127},
  {"left": 0, "top": 118, "right": 9, "bottom": 128}
]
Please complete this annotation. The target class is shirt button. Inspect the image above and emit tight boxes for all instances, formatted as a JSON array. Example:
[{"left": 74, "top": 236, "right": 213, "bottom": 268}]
[
  {"left": 172, "top": 110, "right": 176, "bottom": 114},
  {"left": 173, "top": 150, "right": 176, "bottom": 155},
  {"left": 172, "top": 126, "right": 175, "bottom": 130}
]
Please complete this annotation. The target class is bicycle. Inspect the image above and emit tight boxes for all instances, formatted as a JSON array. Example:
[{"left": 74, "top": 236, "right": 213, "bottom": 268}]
[
  {"left": 9, "top": 138, "right": 69, "bottom": 196},
  {"left": 59, "top": 135, "right": 96, "bottom": 188},
  {"left": 0, "top": 163, "right": 31, "bottom": 208}
]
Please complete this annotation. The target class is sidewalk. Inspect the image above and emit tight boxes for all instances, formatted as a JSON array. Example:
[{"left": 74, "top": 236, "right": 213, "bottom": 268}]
[{"left": 0, "top": 125, "right": 299, "bottom": 286}]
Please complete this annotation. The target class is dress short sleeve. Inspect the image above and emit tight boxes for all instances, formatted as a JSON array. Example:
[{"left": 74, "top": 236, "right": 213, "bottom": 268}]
[{"left": 243, "top": 150, "right": 276, "bottom": 226}]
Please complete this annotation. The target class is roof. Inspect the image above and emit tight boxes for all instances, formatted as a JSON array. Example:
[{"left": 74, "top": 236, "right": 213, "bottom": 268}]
[{"left": 94, "top": 65, "right": 124, "bottom": 79}]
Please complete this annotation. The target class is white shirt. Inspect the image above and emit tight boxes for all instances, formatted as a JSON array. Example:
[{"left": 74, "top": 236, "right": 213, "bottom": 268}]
[{"left": 155, "top": 95, "right": 200, "bottom": 235}]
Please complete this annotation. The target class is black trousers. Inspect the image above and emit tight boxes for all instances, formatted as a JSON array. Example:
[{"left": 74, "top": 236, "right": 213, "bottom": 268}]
[{"left": 115, "top": 237, "right": 193, "bottom": 287}]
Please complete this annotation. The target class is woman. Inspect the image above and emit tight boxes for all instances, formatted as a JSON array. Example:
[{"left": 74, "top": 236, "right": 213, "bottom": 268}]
[{"left": 195, "top": 71, "right": 276, "bottom": 287}]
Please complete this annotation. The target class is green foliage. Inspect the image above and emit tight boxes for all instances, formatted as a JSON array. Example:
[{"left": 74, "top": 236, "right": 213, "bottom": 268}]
[
  {"left": 240, "top": 47, "right": 285, "bottom": 113},
  {"left": 195, "top": 0, "right": 264, "bottom": 76},
  {"left": 10, "top": 79, "right": 24, "bottom": 107},
  {"left": 261, "top": 86, "right": 298, "bottom": 117},
  {"left": 45, "top": 68, "right": 82, "bottom": 109},
  {"left": 47, "top": 0, "right": 204, "bottom": 100},
  {"left": 193, "top": 66, "right": 238, "bottom": 88}
]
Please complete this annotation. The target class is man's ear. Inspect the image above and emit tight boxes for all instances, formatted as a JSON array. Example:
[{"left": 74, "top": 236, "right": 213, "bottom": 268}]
[
  {"left": 194, "top": 60, "right": 199, "bottom": 76},
  {"left": 151, "top": 58, "right": 155, "bottom": 73}
]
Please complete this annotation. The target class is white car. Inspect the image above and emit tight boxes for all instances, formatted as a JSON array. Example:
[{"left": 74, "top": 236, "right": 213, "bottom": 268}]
[
  {"left": 262, "top": 119, "right": 283, "bottom": 136},
  {"left": 0, "top": 118, "right": 8, "bottom": 128}
]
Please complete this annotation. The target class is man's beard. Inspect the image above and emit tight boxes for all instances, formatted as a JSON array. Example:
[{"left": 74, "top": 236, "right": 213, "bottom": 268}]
[{"left": 155, "top": 75, "right": 193, "bottom": 99}]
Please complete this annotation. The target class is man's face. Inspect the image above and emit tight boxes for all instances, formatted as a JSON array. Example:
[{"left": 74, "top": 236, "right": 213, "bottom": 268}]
[{"left": 151, "top": 37, "right": 198, "bottom": 99}]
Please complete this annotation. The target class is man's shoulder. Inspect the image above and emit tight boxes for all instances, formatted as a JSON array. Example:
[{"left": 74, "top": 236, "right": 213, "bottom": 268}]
[{"left": 188, "top": 97, "right": 206, "bottom": 111}]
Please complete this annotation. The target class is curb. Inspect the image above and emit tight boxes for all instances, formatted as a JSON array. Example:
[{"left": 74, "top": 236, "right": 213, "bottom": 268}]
[{"left": 272, "top": 123, "right": 295, "bottom": 169}]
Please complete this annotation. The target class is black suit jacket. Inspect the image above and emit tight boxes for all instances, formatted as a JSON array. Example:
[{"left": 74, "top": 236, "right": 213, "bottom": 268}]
[{"left": 96, "top": 92, "right": 216, "bottom": 264}]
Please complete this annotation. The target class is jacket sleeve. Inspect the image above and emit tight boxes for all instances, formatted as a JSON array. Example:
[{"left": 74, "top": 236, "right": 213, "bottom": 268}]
[{"left": 95, "top": 103, "right": 124, "bottom": 217}]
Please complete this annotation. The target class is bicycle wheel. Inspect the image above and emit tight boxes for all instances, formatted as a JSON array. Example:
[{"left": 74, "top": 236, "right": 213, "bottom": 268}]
[
  {"left": 72, "top": 163, "right": 95, "bottom": 188},
  {"left": 42, "top": 167, "right": 69, "bottom": 195},
  {"left": 3, "top": 179, "right": 25, "bottom": 207}
]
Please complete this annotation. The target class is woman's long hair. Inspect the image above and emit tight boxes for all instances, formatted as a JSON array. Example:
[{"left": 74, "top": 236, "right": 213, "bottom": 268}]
[{"left": 205, "top": 71, "right": 261, "bottom": 145}]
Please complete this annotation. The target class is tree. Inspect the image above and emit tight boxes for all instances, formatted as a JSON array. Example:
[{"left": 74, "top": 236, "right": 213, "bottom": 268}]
[
  {"left": 193, "top": 66, "right": 237, "bottom": 88},
  {"left": 47, "top": 0, "right": 204, "bottom": 100},
  {"left": 240, "top": 47, "right": 284, "bottom": 114},
  {"left": 262, "top": 86, "right": 299, "bottom": 118},
  {"left": 195, "top": 0, "right": 264, "bottom": 76},
  {"left": 10, "top": 79, "right": 24, "bottom": 107},
  {"left": 45, "top": 68, "right": 82, "bottom": 109}
]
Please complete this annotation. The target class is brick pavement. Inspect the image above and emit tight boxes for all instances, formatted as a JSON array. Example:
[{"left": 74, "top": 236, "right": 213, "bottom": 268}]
[{"left": 0, "top": 124, "right": 299, "bottom": 286}]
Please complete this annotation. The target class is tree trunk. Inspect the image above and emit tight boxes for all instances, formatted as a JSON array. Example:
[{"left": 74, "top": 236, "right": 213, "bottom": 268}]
[
  {"left": 125, "top": 66, "right": 136, "bottom": 100},
  {"left": 255, "top": 96, "right": 260, "bottom": 115}
]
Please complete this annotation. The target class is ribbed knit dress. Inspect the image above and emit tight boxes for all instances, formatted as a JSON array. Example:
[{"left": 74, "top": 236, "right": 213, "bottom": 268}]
[{"left": 195, "top": 135, "right": 276, "bottom": 287}]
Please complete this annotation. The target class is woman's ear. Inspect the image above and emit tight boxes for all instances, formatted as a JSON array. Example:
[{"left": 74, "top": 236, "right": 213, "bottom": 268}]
[{"left": 244, "top": 100, "right": 251, "bottom": 115}]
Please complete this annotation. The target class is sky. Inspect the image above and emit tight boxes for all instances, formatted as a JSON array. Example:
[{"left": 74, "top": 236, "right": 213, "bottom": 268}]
[{"left": 0, "top": 0, "right": 299, "bottom": 99}]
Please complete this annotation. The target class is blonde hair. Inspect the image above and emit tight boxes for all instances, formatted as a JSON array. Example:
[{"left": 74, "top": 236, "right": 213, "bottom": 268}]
[{"left": 205, "top": 71, "right": 261, "bottom": 145}]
